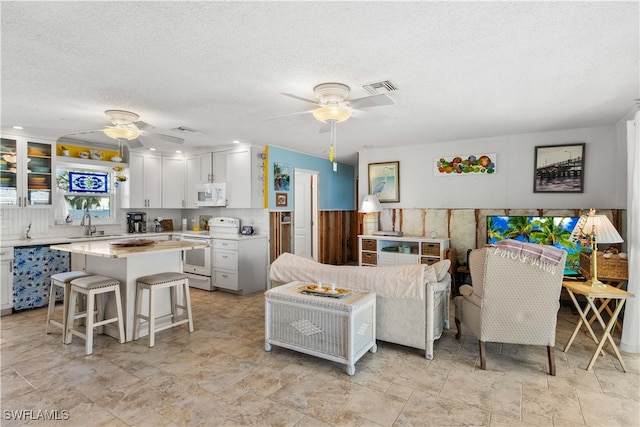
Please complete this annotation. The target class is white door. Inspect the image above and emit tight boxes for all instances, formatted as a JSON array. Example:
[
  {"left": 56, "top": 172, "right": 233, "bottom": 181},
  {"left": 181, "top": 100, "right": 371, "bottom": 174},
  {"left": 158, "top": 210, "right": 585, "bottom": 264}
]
[{"left": 294, "top": 169, "right": 318, "bottom": 259}]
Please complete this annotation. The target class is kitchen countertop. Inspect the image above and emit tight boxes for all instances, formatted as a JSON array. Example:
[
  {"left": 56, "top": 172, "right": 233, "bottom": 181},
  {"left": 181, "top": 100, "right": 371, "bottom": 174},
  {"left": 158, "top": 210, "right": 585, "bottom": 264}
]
[
  {"left": 50, "top": 239, "right": 210, "bottom": 259},
  {"left": 1, "top": 231, "right": 266, "bottom": 248}
]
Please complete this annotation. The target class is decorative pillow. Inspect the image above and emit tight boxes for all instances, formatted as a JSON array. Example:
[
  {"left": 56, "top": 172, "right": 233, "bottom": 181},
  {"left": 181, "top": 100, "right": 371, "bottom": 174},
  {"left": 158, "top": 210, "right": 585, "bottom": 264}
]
[{"left": 431, "top": 259, "right": 451, "bottom": 282}]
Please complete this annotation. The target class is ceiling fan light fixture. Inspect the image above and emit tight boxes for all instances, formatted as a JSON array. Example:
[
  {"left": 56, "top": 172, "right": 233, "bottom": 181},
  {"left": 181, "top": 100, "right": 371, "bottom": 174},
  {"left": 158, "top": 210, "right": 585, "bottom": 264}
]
[
  {"left": 312, "top": 104, "right": 351, "bottom": 123},
  {"left": 104, "top": 109, "right": 139, "bottom": 125},
  {"left": 103, "top": 125, "right": 140, "bottom": 140}
]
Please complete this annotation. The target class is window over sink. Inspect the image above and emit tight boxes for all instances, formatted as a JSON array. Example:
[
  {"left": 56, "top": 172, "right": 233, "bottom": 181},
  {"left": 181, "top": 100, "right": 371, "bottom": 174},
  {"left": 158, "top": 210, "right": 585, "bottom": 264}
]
[{"left": 56, "top": 165, "right": 119, "bottom": 225}]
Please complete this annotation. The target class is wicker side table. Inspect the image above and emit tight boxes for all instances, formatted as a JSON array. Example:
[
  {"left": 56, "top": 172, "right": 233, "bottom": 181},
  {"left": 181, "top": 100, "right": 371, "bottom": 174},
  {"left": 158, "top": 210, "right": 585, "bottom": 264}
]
[{"left": 265, "top": 281, "right": 377, "bottom": 375}]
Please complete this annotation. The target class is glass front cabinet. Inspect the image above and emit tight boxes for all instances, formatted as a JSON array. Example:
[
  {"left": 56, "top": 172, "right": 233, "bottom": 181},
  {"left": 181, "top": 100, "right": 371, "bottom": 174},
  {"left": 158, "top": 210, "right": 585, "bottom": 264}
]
[{"left": 0, "top": 137, "right": 54, "bottom": 207}]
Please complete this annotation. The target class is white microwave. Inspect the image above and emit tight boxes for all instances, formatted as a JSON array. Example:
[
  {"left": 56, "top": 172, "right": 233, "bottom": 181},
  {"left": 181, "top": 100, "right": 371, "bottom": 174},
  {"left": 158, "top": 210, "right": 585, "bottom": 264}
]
[{"left": 195, "top": 183, "right": 227, "bottom": 207}]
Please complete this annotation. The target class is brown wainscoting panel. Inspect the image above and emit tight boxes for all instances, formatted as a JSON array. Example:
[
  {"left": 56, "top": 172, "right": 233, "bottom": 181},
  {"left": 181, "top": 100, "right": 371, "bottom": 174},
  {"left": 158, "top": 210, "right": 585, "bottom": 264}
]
[{"left": 317, "top": 211, "right": 357, "bottom": 265}]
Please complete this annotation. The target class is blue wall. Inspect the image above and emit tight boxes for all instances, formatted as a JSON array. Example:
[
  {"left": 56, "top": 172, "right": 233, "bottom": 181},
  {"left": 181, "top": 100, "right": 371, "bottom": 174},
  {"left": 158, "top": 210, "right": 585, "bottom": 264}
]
[{"left": 266, "top": 145, "right": 355, "bottom": 211}]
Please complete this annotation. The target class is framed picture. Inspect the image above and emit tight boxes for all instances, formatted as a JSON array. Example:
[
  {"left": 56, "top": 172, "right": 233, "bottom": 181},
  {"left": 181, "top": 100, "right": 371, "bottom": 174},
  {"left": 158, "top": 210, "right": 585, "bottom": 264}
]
[
  {"left": 275, "top": 192, "right": 288, "bottom": 207},
  {"left": 434, "top": 153, "right": 496, "bottom": 176},
  {"left": 368, "top": 161, "right": 399, "bottom": 202},
  {"left": 533, "top": 143, "right": 585, "bottom": 193}
]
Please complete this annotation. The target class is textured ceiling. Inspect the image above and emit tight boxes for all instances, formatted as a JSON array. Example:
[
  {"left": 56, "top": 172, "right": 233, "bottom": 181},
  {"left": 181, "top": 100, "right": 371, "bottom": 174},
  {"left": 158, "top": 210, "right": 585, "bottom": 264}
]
[{"left": 1, "top": 1, "right": 638, "bottom": 164}]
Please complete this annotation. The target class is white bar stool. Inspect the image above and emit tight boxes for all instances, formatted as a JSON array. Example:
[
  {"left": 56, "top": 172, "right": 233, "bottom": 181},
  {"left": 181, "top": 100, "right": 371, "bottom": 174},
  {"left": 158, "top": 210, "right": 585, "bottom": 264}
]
[
  {"left": 65, "top": 275, "right": 125, "bottom": 355},
  {"left": 133, "top": 272, "right": 194, "bottom": 347},
  {"left": 45, "top": 271, "right": 91, "bottom": 341}
]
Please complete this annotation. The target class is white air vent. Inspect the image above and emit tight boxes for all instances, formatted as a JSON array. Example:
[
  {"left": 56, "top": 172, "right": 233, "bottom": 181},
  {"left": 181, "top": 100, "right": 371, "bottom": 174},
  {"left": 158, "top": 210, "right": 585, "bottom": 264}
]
[
  {"left": 172, "top": 126, "right": 198, "bottom": 133},
  {"left": 362, "top": 80, "right": 399, "bottom": 95}
]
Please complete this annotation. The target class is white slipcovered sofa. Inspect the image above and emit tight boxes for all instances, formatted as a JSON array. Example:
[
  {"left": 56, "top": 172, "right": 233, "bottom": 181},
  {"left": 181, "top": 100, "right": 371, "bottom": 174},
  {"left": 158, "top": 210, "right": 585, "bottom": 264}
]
[{"left": 269, "top": 253, "right": 452, "bottom": 359}]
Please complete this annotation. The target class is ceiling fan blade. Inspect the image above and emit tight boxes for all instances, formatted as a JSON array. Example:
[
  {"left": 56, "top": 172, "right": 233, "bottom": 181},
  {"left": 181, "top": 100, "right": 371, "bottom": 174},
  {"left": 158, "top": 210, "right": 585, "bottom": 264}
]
[
  {"left": 350, "top": 109, "right": 397, "bottom": 125},
  {"left": 348, "top": 93, "right": 395, "bottom": 109},
  {"left": 134, "top": 121, "right": 154, "bottom": 131},
  {"left": 138, "top": 130, "right": 185, "bottom": 144},
  {"left": 61, "top": 129, "right": 104, "bottom": 137},
  {"left": 263, "top": 110, "right": 313, "bottom": 121},
  {"left": 127, "top": 139, "right": 144, "bottom": 149},
  {"left": 281, "top": 93, "right": 320, "bottom": 105}
]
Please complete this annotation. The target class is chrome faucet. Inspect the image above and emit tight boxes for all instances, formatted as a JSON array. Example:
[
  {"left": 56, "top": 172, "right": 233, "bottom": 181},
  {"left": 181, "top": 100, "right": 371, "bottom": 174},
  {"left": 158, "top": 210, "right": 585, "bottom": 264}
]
[{"left": 80, "top": 206, "right": 96, "bottom": 236}]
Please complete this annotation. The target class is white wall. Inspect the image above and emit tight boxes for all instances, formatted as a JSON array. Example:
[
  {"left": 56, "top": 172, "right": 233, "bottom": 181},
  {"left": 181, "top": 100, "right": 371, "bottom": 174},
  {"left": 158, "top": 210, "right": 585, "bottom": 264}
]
[{"left": 358, "top": 126, "right": 625, "bottom": 210}]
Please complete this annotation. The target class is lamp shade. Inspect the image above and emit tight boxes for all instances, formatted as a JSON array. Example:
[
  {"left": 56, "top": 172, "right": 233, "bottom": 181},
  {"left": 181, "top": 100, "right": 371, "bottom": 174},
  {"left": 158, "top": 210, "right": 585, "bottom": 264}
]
[
  {"left": 570, "top": 209, "right": 623, "bottom": 244},
  {"left": 312, "top": 104, "right": 351, "bottom": 123},
  {"left": 360, "top": 195, "right": 382, "bottom": 213}
]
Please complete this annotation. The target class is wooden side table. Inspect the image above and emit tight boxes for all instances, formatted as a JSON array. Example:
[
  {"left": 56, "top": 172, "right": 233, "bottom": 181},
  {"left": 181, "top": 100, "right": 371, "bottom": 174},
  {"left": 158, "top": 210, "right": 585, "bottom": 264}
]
[
  {"left": 563, "top": 280, "right": 634, "bottom": 372},
  {"left": 579, "top": 252, "right": 628, "bottom": 328}
]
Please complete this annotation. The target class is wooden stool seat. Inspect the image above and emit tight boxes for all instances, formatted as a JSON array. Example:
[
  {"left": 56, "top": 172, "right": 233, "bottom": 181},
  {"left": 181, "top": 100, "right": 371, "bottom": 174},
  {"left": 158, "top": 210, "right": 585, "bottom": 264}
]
[
  {"left": 133, "top": 272, "right": 194, "bottom": 347},
  {"left": 46, "top": 271, "right": 91, "bottom": 341},
  {"left": 65, "top": 275, "right": 125, "bottom": 355}
]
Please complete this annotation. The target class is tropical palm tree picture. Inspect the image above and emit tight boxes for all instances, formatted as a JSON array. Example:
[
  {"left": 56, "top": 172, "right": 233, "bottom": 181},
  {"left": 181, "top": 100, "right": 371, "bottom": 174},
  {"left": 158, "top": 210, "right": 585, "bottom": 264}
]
[{"left": 487, "top": 216, "right": 584, "bottom": 275}]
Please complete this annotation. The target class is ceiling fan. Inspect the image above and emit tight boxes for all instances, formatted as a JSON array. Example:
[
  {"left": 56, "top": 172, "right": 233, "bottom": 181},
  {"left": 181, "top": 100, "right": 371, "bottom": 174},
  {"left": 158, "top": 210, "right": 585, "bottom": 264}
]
[
  {"left": 63, "top": 109, "right": 184, "bottom": 149},
  {"left": 273, "top": 82, "right": 396, "bottom": 132}
]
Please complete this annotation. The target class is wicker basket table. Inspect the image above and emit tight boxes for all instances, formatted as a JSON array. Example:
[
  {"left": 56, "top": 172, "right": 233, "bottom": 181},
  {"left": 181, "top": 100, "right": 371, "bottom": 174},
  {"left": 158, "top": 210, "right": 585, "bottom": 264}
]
[{"left": 265, "top": 281, "right": 377, "bottom": 375}]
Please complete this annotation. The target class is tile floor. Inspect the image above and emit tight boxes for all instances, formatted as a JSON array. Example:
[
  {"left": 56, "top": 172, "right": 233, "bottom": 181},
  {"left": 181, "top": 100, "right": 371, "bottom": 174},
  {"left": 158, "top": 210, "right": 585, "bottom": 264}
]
[{"left": 1, "top": 289, "right": 639, "bottom": 427}]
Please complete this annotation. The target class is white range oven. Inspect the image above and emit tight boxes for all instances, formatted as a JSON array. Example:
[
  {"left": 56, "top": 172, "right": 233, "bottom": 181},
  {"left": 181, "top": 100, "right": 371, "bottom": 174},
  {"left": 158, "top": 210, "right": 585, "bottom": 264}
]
[
  {"left": 181, "top": 217, "right": 241, "bottom": 291},
  {"left": 181, "top": 235, "right": 214, "bottom": 291}
]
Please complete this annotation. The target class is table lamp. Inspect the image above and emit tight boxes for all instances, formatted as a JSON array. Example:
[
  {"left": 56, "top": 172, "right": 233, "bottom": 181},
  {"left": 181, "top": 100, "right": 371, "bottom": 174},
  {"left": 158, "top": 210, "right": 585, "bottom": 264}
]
[
  {"left": 570, "top": 209, "right": 623, "bottom": 287},
  {"left": 360, "top": 195, "right": 382, "bottom": 235}
]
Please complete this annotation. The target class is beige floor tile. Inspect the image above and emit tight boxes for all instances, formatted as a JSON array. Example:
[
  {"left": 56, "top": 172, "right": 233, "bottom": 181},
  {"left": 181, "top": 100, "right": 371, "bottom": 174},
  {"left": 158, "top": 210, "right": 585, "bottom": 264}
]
[
  {"left": 395, "top": 389, "right": 491, "bottom": 426},
  {"left": 337, "top": 386, "right": 406, "bottom": 426},
  {"left": 1, "top": 289, "right": 638, "bottom": 427},
  {"left": 576, "top": 388, "right": 640, "bottom": 427}
]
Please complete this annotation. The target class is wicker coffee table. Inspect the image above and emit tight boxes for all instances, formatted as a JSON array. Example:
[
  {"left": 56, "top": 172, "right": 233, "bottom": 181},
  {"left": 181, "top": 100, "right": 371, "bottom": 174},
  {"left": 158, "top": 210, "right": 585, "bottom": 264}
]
[{"left": 265, "top": 281, "right": 377, "bottom": 375}]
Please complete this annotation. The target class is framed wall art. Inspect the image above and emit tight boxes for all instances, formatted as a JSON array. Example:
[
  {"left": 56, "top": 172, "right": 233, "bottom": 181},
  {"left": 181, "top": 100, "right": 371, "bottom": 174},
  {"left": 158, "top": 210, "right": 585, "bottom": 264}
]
[
  {"left": 275, "top": 192, "right": 288, "bottom": 207},
  {"left": 434, "top": 154, "right": 496, "bottom": 176},
  {"left": 533, "top": 143, "right": 585, "bottom": 193},
  {"left": 368, "top": 161, "right": 399, "bottom": 202}
]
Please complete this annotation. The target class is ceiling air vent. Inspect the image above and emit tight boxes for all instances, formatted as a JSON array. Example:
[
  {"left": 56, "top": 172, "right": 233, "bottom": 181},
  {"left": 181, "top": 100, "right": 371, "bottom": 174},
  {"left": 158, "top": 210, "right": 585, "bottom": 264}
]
[
  {"left": 362, "top": 80, "right": 399, "bottom": 95},
  {"left": 172, "top": 126, "right": 198, "bottom": 133}
]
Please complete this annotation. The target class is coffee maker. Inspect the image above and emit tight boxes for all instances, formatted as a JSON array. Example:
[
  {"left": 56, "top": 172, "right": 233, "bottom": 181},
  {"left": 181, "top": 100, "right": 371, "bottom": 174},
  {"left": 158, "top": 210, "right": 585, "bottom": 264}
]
[{"left": 127, "top": 212, "right": 147, "bottom": 233}]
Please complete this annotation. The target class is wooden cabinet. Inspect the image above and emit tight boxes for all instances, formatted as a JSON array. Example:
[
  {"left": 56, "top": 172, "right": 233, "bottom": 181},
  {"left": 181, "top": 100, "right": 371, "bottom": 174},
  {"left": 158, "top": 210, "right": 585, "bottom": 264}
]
[
  {"left": 162, "top": 156, "right": 186, "bottom": 208},
  {"left": 127, "top": 152, "right": 161, "bottom": 208},
  {"left": 358, "top": 235, "right": 450, "bottom": 267},
  {"left": 1, "top": 136, "right": 54, "bottom": 208},
  {"left": 227, "top": 147, "right": 263, "bottom": 208}
]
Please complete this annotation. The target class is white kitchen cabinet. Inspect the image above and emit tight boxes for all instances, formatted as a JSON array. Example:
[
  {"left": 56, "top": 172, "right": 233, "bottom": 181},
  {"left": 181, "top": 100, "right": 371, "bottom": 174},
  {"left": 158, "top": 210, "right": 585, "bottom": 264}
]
[
  {"left": 162, "top": 156, "right": 186, "bottom": 208},
  {"left": 127, "top": 152, "right": 161, "bottom": 208},
  {"left": 212, "top": 236, "right": 268, "bottom": 294},
  {"left": 0, "top": 136, "right": 54, "bottom": 208},
  {"left": 185, "top": 152, "right": 227, "bottom": 208},
  {"left": 1, "top": 247, "right": 14, "bottom": 316},
  {"left": 226, "top": 147, "right": 264, "bottom": 208}
]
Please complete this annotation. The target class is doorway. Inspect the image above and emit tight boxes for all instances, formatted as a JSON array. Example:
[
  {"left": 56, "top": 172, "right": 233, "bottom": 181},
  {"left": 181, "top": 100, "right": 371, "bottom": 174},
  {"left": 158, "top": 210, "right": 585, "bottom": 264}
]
[{"left": 293, "top": 169, "right": 318, "bottom": 259}]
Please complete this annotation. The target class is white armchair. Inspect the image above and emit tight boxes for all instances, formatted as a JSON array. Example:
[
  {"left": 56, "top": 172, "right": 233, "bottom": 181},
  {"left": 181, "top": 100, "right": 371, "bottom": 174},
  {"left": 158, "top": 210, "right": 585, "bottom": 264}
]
[{"left": 453, "top": 243, "right": 567, "bottom": 375}]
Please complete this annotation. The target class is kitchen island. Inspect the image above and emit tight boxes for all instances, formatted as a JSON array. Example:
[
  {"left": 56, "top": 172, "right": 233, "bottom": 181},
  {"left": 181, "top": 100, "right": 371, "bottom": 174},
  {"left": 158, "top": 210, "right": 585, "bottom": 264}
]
[{"left": 51, "top": 239, "right": 209, "bottom": 342}]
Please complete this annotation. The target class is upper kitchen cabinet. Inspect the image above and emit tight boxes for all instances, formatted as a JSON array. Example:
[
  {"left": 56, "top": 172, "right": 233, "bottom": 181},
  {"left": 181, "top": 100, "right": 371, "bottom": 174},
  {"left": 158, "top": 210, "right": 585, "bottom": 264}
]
[
  {"left": 185, "top": 152, "right": 227, "bottom": 208},
  {"left": 227, "top": 147, "right": 264, "bottom": 208},
  {"left": 125, "top": 152, "right": 161, "bottom": 208},
  {"left": 0, "top": 136, "right": 54, "bottom": 208},
  {"left": 162, "top": 156, "right": 186, "bottom": 208}
]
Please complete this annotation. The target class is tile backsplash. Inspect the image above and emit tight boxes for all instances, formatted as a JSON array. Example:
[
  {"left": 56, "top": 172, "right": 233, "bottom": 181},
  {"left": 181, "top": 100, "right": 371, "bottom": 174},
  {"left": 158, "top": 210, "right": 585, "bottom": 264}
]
[{"left": 0, "top": 207, "right": 269, "bottom": 242}]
